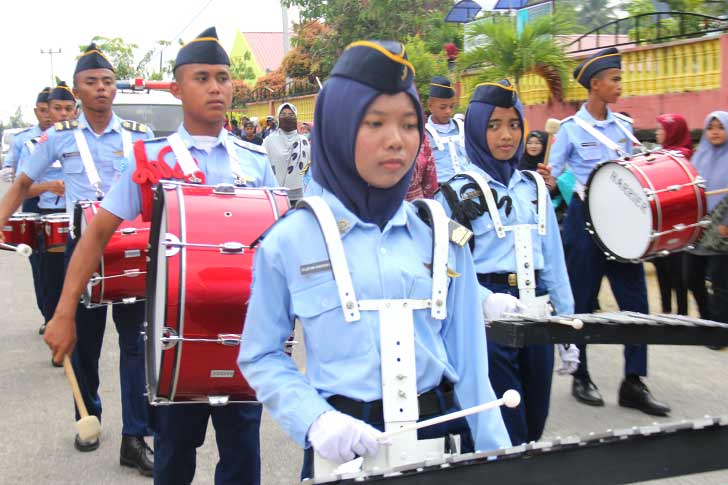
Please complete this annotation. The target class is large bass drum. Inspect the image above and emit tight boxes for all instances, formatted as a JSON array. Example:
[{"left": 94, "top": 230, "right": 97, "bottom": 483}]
[
  {"left": 145, "top": 182, "right": 289, "bottom": 404},
  {"left": 585, "top": 150, "right": 706, "bottom": 262}
]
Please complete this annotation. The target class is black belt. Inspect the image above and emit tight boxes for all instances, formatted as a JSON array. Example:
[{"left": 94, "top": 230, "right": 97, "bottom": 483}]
[
  {"left": 38, "top": 208, "right": 66, "bottom": 215},
  {"left": 478, "top": 271, "right": 541, "bottom": 287},
  {"left": 327, "top": 380, "right": 455, "bottom": 423}
]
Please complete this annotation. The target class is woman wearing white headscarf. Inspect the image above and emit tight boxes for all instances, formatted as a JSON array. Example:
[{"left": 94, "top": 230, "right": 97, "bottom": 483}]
[{"left": 263, "top": 102, "right": 311, "bottom": 203}]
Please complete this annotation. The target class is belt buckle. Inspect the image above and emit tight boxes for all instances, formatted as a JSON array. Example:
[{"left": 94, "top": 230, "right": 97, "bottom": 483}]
[{"left": 507, "top": 273, "right": 517, "bottom": 287}]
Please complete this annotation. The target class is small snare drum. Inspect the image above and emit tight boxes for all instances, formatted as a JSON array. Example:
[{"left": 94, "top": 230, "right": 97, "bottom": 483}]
[
  {"left": 1, "top": 213, "right": 40, "bottom": 250},
  {"left": 41, "top": 213, "right": 71, "bottom": 253}
]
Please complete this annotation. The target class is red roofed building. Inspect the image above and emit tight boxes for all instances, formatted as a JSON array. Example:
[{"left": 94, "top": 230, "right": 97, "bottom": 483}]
[{"left": 230, "top": 31, "right": 288, "bottom": 83}]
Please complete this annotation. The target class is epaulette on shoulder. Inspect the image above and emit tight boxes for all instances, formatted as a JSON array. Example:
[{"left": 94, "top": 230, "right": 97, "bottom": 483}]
[
  {"left": 411, "top": 200, "right": 473, "bottom": 248},
  {"left": 54, "top": 120, "right": 79, "bottom": 131},
  {"left": 234, "top": 137, "right": 267, "bottom": 155},
  {"left": 121, "top": 120, "right": 148, "bottom": 133},
  {"left": 18, "top": 127, "right": 32, "bottom": 134},
  {"left": 613, "top": 112, "right": 633, "bottom": 124}
]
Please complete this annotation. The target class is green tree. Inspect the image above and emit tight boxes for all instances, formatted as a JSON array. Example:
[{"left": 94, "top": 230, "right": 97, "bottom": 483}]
[
  {"left": 625, "top": 0, "right": 727, "bottom": 43},
  {"left": 230, "top": 51, "right": 256, "bottom": 81},
  {"left": 457, "top": 14, "right": 575, "bottom": 100},
  {"left": 404, "top": 35, "right": 449, "bottom": 104},
  {"left": 80, "top": 36, "right": 139, "bottom": 79},
  {"left": 557, "top": 0, "right": 623, "bottom": 32},
  {"left": 8, "top": 107, "right": 29, "bottom": 128}
]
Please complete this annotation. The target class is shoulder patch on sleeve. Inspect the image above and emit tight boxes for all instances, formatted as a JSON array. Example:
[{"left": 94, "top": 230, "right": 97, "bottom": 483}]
[
  {"left": 121, "top": 120, "right": 148, "bottom": 133},
  {"left": 234, "top": 138, "right": 267, "bottom": 155},
  {"left": 54, "top": 120, "right": 79, "bottom": 131},
  {"left": 448, "top": 219, "right": 473, "bottom": 247},
  {"left": 613, "top": 112, "right": 633, "bottom": 124}
]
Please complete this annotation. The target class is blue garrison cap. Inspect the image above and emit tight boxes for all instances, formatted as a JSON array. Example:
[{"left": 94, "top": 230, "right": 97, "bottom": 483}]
[
  {"left": 174, "top": 27, "right": 230, "bottom": 72},
  {"left": 48, "top": 81, "right": 75, "bottom": 102},
  {"left": 429, "top": 76, "right": 455, "bottom": 99},
  {"left": 75, "top": 43, "right": 114, "bottom": 74},
  {"left": 470, "top": 79, "right": 518, "bottom": 108},
  {"left": 36, "top": 87, "right": 51, "bottom": 104},
  {"left": 573, "top": 47, "right": 621, "bottom": 89},
  {"left": 330, "top": 40, "right": 415, "bottom": 93}
]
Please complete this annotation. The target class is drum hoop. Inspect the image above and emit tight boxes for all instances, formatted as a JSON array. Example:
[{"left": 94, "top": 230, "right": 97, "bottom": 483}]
[
  {"left": 668, "top": 152, "right": 706, "bottom": 245},
  {"left": 625, "top": 160, "right": 660, "bottom": 256},
  {"left": 169, "top": 183, "right": 188, "bottom": 401}
]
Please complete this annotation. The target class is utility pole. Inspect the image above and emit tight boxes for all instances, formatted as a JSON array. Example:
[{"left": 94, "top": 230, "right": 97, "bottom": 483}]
[
  {"left": 281, "top": 2, "right": 291, "bottom": 55},
  {"left": 40, "top": 48, "right": 62, "bottom": 86}
]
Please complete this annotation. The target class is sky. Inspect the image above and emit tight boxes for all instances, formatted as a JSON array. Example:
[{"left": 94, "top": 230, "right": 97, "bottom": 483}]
[{"left": 0, "top": 0, "right": 299, "bottom": 124}]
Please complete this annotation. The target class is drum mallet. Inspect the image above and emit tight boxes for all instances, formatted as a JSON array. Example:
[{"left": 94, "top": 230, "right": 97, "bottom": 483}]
[
  {"left": 62, "top": 356, "right": 101, "bottom": 443},
  {"left": 501, "top": 312, "right": 584, "bottom": 330},
  {"left": 542, "top": 118, "right": 562, "bottom": 167},
  {"left": 0, "top": 242, "right": 32, "bottom": 257},
  {"left": 378, "top": 390, "right": 521, "bottom": 441}
]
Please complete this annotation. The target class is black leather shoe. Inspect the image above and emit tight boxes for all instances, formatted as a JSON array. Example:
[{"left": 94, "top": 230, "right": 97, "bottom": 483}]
[
  {"left": 120, "top": 435, "right": 153, "bottom": 477},
  {"left": 572, "top": 376, "right": 604, "bottom": 406},
  {"left": 74, "top": 433, "right": 100, "bottom": 452},
  {"left": 618, "top": 377, "right": 671, "bottom": 416},
  {"left": 38, "top": 323, "right": 47, "bottom": 335}
]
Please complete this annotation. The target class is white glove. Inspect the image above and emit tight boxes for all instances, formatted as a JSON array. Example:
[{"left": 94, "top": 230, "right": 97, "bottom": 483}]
[
  {"left": 307, "top": 410, "right": 383, "bottom": 464},
  {"left": 556, "top": 344, "right": 580, "bottom": 375},
  {"left": 483, "top": 293, "right": 525, "bottom": 321},
  {"left": 0, "top": 167, "right": 13, "bottom": 183}
]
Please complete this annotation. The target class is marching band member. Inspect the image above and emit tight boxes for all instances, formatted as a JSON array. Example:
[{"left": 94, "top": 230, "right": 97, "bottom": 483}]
[
  {"left": 425, "top": 76, "right": 470, "bottom": 183},
  {"left": 436, "top": 80, "right": 575, "bottom": 445},
  {"left": 45, "top": 27, "right": 274, "bottom": 484},
  {"left": 17, "top": 82, "right": 74, "bottom": 336},
  {"left": 549, "top": 47, "right": 671, "bottom": 416},
  {"left": 238, "top": 40, "right": 511, "bottom": 481},
  {"left": 0, "top": 44, "right": 155, "bottom": 472}
]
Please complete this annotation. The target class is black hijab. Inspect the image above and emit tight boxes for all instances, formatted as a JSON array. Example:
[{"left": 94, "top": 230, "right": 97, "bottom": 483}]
[{"left": 519, "top": 130, "right": 547, "bottom": 171}]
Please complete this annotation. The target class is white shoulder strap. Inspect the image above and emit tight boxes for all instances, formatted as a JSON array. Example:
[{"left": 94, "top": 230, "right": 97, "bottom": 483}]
[
  {"left": 612, "top": 116, "right": 642, "bottom": 149},
  {"left": 424, "top": 123, "right": 443, "bottom": 151},
  {"left": 453, "top": 117, "right": 465, "bottom": 146},
  {"left": 222, "top": 135, "right": 247, "bottom": 186},
  {"left": 72, "top": 128, "right": 103, "bottom": 197},
  {"left": 24, "top": 140, "right": 36, "bottom": 156},
  {"left": 296, "top": 196, "right": 361, "bottom": 322},
  {"left": 522, "top": 170, "right": 548, "bottom": 235},
  {"left": 121, "top": 127, "right": 133, "bottom": 159},
  {"left": 167, "top": 133, "right": 201, "bottom": 180},
  {"left": 572, "top": 115, "right": 627, "bottom": 157},
  {"left": 411, "top": 199, "right": 449, "bottom": 320},
  {"left": 462, "top": 170, "right": 506, "bottom": 238}
]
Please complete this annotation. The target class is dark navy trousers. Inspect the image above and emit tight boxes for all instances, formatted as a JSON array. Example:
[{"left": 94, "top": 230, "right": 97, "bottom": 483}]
[
  {"left": 151, "top": 404, "right": 262, "bottom": 485},
  {"left": 484, "top": 281, "right": 554, "bottom": 446},
  {"left": 22, "top": 197, "right": 44, "bottom": 318},
  {"left": 65, "top": 236, "right": 149, "bottom": 437},
  {"left": 562, "top": 197, "right": 648, "bottom": 378}
]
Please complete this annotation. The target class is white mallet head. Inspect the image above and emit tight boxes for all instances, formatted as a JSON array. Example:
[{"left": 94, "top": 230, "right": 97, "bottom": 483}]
[
  {"left": 75, "top": 415, "right": 101, "bottom": 442},
  {"left": 502, "top": 389, "right": 521, "bottom": 408},
  {"left": 545, "top": 118, "right": 561, "bottom": 135},
  {"left": 15, "top": 244, "right": 32, "bottom": 257},
  {"left": 571, "top": 319, "right": 584, "bottom": 330}
]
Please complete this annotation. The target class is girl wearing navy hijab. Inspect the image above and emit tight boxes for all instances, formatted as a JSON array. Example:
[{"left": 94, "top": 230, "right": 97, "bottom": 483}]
[
  {"left": 437, "top": 80, "right": 575, "bottom": 446},
  {"left": 239, "top": 41, "right": 510, "bottom": 479}
]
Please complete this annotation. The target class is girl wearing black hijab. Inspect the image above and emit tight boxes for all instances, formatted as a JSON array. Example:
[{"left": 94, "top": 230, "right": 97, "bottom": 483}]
[{"left": 519, "top": 130, "right": 547, "bottom": 171}]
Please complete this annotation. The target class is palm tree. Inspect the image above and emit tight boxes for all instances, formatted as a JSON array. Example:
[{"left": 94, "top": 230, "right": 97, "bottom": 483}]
[{"left": 457, "top": 14, "right": 575, "bottom": 101}]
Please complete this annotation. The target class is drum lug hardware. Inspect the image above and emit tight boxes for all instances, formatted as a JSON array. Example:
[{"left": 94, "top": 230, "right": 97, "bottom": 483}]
[
  {"left": 89, "top": 272, "right": 101, "bottom": 286},
  {"left": 220, "top": 242, "right": 244, "bottom": 254},
  {"left": 160, "top": 327, "right": 179, "bottom": 349},
  {"left": 163, "top": 233, "right": 181, "bottom": 257},
  {"left": 213, "top": 183, "right": 236, "bottom": 195},
  {"left": 208, "top": 395, "right": 230, "bottom": 406},
  {"left": 218, "top": 334, "right": 241, "bottom": 346},
  {"left": 122, "top": 297, "right": 138, "bottom": 304},
  {"left": 121, "top": 227, "right": 138, "bottom": 235},
  {"left": 224, "top": 211, "right": 233, "bottom": 218}
]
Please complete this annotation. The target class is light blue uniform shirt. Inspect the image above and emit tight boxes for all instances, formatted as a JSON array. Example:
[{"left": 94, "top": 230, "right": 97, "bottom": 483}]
[
  {"left": 5, "top": 125, "right": 40, "bottom": 170},
  {"left": 549, "top": 104, "right": 634, "bottom": 186},
  {"left": 22, "top": 113, "right": 153, "bottom": 212},
  {"left": 17, "top": 135, "right": 65, "bottom": 210},
  {"left": 425, "top": 116, "right": 470, "bottom": 184},
  {"left": 436, "top": 166, "right": 574, "bottom": 315},
  {"left": 238, "top": 189, "right": 511, "bottom": 450},
  {"left": 102, "top": 124, "right": 277, "bottom": 221}
]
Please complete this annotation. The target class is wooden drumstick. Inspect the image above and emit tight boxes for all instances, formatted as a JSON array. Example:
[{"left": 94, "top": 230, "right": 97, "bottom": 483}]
[
  {"left": 0, "top": 242, "right": 32, "bottom": 257},
  {"left": 541, "top": 118, "right": 562, "bottom": 168},
  {"left": 705, "top": 187, "right": 728, "bottom": 196},
  {"left": 378, "top": 390, "right": 521, "bottom": 441},
  {"left": 63, "top": 355, "right": 101, "bottom": 442}
]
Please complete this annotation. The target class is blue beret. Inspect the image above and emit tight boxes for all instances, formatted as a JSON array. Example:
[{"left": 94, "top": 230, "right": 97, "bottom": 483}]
[
  {"left": 75, "top": 43, "right": 115, "bottom": 74},
  {"left": 48, "top": 81, "right": 75, "bottom": 102},
  {"left": 174, "top": 27, "right": 230, "bottom": 71},
  {"left": 470, "top": 79, "right": 518, "bottom": 108},
  {"left": 330, "top": 40, "right": 415, "bottom": 93},
  {"left": 429, "top": 76, "right": 455, "bottom": 99},
  {"left": 36, "top": 87, "right": 51, "bottom": 104},
  {"left": 573, "top": 47, "right": 621, "bottom": 89}
]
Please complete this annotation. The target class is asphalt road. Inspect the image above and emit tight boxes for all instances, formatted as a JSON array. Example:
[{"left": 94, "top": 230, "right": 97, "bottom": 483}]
[{"left": 0, "top": 180, "right": 726, "bottom": 484}]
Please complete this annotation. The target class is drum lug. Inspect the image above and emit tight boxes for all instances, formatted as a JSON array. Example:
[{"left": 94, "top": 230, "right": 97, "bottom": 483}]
[
  {"left": 213, "top": 183, "right": 236, "bottom": 195},
  {"left": 218, "top": 334, "right": 241, "bottom": 346},
  {"left": 160, "top": 327, "right": 179, "bottom": 350},
  {"left": 220, "top": 242, "right": 245, "bottom": 254},
  {"left": 122, "top": 297, "right": 138, "bottom": 304},
  {"left": 164, "top": 233, "right": 181, "bottom": 257},
  {"left": 89, "top": 272, "right": 101, "bottom": 286},
  {"left": 121, "top": 227, "right": 138, "bottom": 235},
  {"left": 208, "top": 395, "right": 230, "bottom": 406}
]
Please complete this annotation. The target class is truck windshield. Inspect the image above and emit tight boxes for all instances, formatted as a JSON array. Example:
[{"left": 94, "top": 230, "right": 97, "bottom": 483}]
[{"left": 113, "top": 104, "right": 183, "bottom": 137}]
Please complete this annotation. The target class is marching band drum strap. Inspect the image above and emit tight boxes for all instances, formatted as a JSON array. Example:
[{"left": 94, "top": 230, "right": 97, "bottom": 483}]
[
  {"left": 411, "top": 198, "right": 450, "bottom": 320},
  {"left": 72, "top": 128, "right": 103, "bottom": 196},
  {"left": 572, "top": 115, "right": 641, "bottom": 157},
  {"left": 613, "top": 116, "right": 643, "bottom": 148},
  {"left": 521, "top": 170, "right": 548, "bottom": 236},
  {"left": 24, "top": 140, "right": 36, "bottom": 156},
  {"left": 462, "top": 170, "right": 506, "bottom": 238},
  {"left": 121, "top": 127, "right": 133, "bottom": 160},
  {"left": 296, "top": 196, "right": 361, "bottom": 322},
  {"left": 222, "top": 135, "right": 247, "bottom": 185},
  {"left": 425, "top": 120, "right": 466, "bottom": 172},
  {"left": 167, "top": 133, "right": 200, "bottom": 177}
]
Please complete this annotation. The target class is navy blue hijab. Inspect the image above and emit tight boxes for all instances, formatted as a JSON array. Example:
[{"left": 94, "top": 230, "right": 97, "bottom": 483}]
[
  {"left": 311, "top": 42, "right": 424, "bottom": 228},
  {"left": 464, "top": 81, "right": 525, "bottom": 186}
]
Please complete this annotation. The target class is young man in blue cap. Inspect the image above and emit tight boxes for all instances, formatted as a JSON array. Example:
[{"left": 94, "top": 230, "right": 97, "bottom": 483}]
[
  {"left": 0, "top": 43, "right": 155, "bottom": 474},
  {"left": 425, "top": 76, "right": 469, "bottom": 183},
  {"left": 549, "top": 47, "right": 671, "bottom": 416},
  {"left": 42, "top": 27, "right": 275, "bottom": 485},
  {"left": 17, "top": 82, "right": 75, "bottom": 336}
]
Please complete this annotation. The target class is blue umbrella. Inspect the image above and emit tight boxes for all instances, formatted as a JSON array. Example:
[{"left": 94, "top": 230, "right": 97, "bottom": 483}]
[
  {"left": 445, "top": 0, "right": 483, "bottom": 23},
  {"left": 493, "top": 0, "right": 530, "bottom": 8}
]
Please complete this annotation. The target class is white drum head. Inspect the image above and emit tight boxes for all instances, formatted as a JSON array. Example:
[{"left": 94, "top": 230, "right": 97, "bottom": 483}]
[
  {"left": 588, "top": 163, "right": 652, "bottom": 260},
  {"left": 150, "top": 209, "right": 169, "bottom": 395}
]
